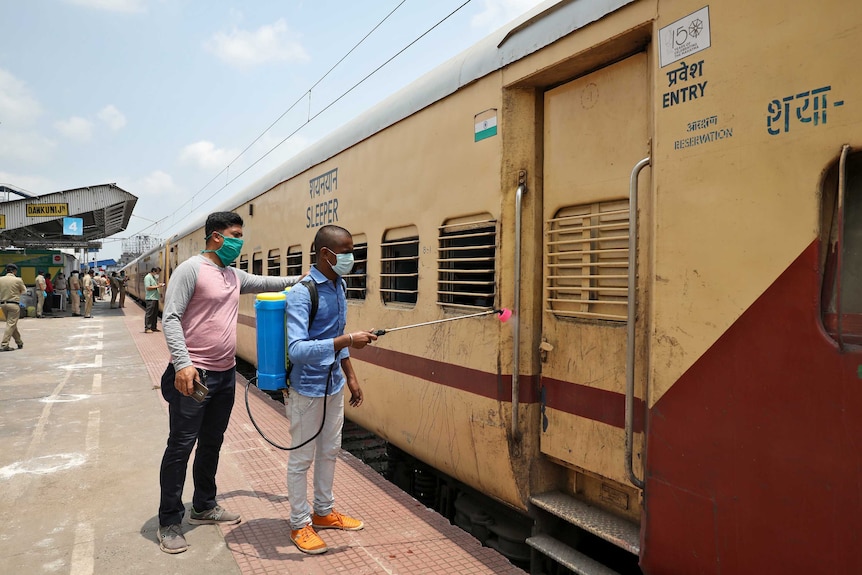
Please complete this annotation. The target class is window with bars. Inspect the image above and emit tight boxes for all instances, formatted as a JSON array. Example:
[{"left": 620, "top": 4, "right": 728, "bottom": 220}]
[
  {"left": 438, "top": 217, "right": 497, "bottom": 308},
  {"left": 546, "top": 200, "right": 630, "bottom": 321},
  {"left": 286, "top": 246, "right": 302, "bottom": 276},
  {"left": 381, "top": 229, "right": 419, "bottom": 306},
  {"left": 252, "top": 252, "right": 263, "bottom": 276},
  {"left": 345, "top": 241, "right": 367, "bottom": 300},
  {"left": 267, "top": 249, "right": 281, "bottom": 276},
  {"left": 239, "top": 254, "right": 248, "bottom": 272}
]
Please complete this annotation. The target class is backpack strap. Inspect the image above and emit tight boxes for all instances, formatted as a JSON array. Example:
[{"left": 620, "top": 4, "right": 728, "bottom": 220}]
[
  {"left": 300, "top": 278, "right": 344, "bottom": 329},
  {"left": 286, "top": 280, "right": 318, "bottom": 381},
  {"left": 301, "top": 279, "right": 319, "bottom": 329}
]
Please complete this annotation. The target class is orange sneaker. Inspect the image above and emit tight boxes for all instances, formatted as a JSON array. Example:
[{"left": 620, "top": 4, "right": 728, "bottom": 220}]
[
  {"left": 312, "top": 509, "right": 364, "bottom": 531},
  {"left": 290, "top": 525, "right": 327, "bottom": 555}
]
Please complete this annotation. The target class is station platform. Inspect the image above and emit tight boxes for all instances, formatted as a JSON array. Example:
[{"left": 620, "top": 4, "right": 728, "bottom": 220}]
[{"left": 0, "top": 296, "right": 525, "bottom": 575}]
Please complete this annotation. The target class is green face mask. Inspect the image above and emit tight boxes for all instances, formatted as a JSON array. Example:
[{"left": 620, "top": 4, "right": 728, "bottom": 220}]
[{"left": 202, "top": 232, "right": 244, "bottom": 266}]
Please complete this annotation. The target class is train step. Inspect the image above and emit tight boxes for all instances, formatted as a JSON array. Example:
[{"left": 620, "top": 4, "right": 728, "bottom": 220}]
[
  {"left": 530, "top": 491, "right": 640, "bottom": 555},
  {"left": 526, "top": 534, "right": 621, "bottom": 575}
]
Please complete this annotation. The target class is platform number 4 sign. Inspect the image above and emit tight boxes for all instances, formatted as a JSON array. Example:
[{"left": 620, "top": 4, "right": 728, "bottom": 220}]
[{"left": 64, "top": 217, "right": 83, "bottom": 236}]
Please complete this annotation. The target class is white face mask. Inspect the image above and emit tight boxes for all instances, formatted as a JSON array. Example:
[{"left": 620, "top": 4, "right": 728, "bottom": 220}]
[{"left": 327, "top": 249, "right": 354, "bottom": 276}]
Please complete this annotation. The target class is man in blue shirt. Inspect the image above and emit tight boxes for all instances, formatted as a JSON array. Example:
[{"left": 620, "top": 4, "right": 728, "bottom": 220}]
[{"left": 285, "top": 224, "right": 377, "bottom": 555}]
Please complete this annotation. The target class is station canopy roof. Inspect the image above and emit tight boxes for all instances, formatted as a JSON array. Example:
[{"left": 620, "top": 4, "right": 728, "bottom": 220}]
[{"left": 0, "top": 183, "right": 137, "bottom": 249}]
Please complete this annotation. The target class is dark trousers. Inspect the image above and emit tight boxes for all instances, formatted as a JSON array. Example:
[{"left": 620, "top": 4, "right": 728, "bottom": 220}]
[
  {"left": 158, "top": 363, "right": 236, "bottom": 526},
  {"left": 145, "top": 300, "right": 159, "bottom": 330}
]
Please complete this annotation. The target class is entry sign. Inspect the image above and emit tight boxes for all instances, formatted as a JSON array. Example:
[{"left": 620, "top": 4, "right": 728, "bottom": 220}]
[{"left": 63, "top": 217, "right": 83, "bottom": 236}]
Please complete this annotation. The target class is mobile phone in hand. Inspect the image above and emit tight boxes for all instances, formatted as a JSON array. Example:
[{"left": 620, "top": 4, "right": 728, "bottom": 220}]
[
  {"left": 191, "top": 368, "right": 209, "bottom": 402},
  {"left": 191, "top": 379, "right": 208, "bottom": 402}
]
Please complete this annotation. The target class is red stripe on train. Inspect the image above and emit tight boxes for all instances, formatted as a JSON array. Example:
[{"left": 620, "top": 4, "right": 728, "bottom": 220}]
[{"left": 238, "top": 319, "right": 640, "bottom": 426}]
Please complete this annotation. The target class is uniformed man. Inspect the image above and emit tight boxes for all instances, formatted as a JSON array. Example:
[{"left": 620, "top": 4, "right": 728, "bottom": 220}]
[
  {"left": 82, "top": 269, "right": 95, "bottom": 318},
  {"left": 35, "top": 270, "right": 47, "bottom": 318},
  {"left": 109, "top": 272, "right": 120, "bottom": 308},
  {"left": 0, "top": 263, "right": 26, "bottom": 351},
  {"left": 69, "top": 270, "right": 82, "bottom": 316},
  {"left": 118, "top": 270, "right": 128, "bottom": 308}
]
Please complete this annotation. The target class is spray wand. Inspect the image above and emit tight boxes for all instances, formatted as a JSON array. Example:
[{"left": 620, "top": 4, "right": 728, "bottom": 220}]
[{"left": 371, "top": 307, "right": 512, "bottom": 336}]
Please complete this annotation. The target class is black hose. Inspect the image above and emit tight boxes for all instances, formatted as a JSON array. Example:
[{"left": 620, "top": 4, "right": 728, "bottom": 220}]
[{"left": 243, "top": 366, "right": 332, "bottom": 451}]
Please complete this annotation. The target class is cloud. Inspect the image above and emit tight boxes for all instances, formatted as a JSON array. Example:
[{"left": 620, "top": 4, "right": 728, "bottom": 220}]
[
  {"left": 130, "top": 170, "right": 184, "bottom": 197},
  {"left": 97, "top": 105, "right": 126, "bottom": 130},
  {"left": 117, "top": 170, "right": 189, "bottom": 242},
  {"left": 471, "top": 0, "right": 546, "bottom": 31},
  {"left": 0, "top": 130, "right": 57, "bottom": 163},
  {"left": 205, "top": 18, "right": 309, "bottom": 68},
  {"left": 63, "top": 0, "right": 147, "bottom": 13},
  {"left": 55, "top": 116, "right": 94, "bottom": 142},
  {"left": 179, "top": 140, "right": 241, "bottom": 172},
  {"left": 0, "top": 68, "right": 43, "bottom": 128}
]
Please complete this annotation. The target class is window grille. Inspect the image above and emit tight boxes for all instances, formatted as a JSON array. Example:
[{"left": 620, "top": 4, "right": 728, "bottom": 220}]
[
  {"left": 345, "top": 242, "right": 367, "bottom": 300},
  {"left": 239, "top": 254, "right": 248, "bottom": 272},
  {"left": 546, "top": 200, "right": 629, "bottom": 321},
  {"left": 252, "top": 252, "right": 263, "bottom": 276},
  {"left": 381, "top": 233, "right": 419, "bottom": 305},
  {"left": 267, "top": 249, "right": 281, "bottom": 276},
  {"left": 286, "top": 246, "right": 302, "bottom": 276},
  {"left": 438, "top": 218, "right": 497, "bottom": 308}
]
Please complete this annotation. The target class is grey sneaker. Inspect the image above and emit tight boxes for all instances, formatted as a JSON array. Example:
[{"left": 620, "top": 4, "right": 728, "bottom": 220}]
[
  {"left": 188, "top": 505, "right": 241, "bottom": 525},
  {"left": 158, "top": 524, "right": 188, "bottom": 554}
]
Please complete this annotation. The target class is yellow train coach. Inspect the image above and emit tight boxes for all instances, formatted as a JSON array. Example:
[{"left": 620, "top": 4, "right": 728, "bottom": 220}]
[{"left": 127, "top": 0, "right": 862, "bottom": 573}]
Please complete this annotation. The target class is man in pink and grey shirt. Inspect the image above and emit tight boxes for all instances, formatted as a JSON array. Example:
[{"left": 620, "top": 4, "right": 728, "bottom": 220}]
[{"left": 157, "top": 211, "right": 302, "bottom": 554}]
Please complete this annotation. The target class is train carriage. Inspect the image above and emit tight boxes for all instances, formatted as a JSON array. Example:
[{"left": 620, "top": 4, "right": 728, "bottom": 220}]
[{"left": 126, "top": 0, "right": 862, "bottom": 573}]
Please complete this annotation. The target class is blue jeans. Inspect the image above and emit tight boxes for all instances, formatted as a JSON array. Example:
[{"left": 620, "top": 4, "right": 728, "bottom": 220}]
[{"left": 158, "top": 363, "right": 235, "bottom": 526}]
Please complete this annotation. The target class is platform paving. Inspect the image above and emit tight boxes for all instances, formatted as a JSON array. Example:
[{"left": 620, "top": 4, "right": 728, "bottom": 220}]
[{"left": 0, "top": 296, "right": 525, "bottom": 574}]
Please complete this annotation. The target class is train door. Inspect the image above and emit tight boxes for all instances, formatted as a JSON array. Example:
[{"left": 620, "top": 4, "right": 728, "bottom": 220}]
[{"left": 540, "top": 53, "right": 650, "bottom": 495}]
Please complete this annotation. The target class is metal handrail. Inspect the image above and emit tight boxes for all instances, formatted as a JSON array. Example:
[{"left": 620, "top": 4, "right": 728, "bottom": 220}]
[
  {"left": 625, "top": 156, "right": 650, "bottom": 489},
  {"left": 512, "top": 181, "right": 526, "bottom": 442},
  {"left": 837, "top": 145, "right": 850, "bottom": 351}
]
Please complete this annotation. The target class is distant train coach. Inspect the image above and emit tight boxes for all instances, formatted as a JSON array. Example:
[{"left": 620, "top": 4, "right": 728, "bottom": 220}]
[{"left": 125, "top": 1, "right": 862, "bottom": 573}]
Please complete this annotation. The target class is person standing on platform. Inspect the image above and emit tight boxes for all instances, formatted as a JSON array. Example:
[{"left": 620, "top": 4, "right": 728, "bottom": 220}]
[
  {"left": 43, "top": 272, "right": 54, "bottom": 315},
  {"left": 0, "top": 263, "right": 26, "bottom": 351},
  {"left": 156, "top": 211, "right": 303, "bottom": 554},
  {"left": 69, "top": 270, "right": 82, "bottom": 316},
  {"left": 35, "top": 270, "right": 47, "bottom": 318},
  {"left": 98, "top": 273, "right": 108, "bottom": 302},
  {"left": 54, "top": 272, "right": 67, "bottom": 312},
  {"left": 109, "top": 272, "right": 120, "bottom": 309},
  {"left": 144, "top": 267, "right": 163, "bottom": 333},
  {"left": 82, "top": 269, "right": 95, "bottom": 318},
  {"left": 118, "top": 270, "right": 128, "bottom": 308},
  {"left": 284, "top": 224, "right": 376, "bottom": 555}
]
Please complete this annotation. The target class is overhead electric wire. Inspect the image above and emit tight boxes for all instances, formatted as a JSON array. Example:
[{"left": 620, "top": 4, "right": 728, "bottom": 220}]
[
  {"left": 130, "top": 0, "right": 473, "bottom": 241},
  {"left": 127, "top": 0, "right": 411, "bottom": 240},
  {"left": 183, "top": 0, "right": 409, "bottom": 214},
  {"left": 193, "top": 0, "right": 473, "bottom": 210}
]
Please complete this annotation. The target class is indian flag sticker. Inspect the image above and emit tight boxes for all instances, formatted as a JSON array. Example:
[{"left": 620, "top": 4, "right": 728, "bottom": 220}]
[{"left": 474, "top": 109, "right": 498, "bottom": 142}]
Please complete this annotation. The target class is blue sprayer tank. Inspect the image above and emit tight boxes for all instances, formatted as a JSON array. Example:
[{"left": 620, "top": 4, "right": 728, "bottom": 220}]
[{"left": 254, "top": 292, "right": 287, "bottom": 391}]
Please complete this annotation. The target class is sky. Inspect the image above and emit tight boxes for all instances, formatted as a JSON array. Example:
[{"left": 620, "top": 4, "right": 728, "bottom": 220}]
[{"left": 0, "top": 0, "right": 546, "bottom": 262}]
